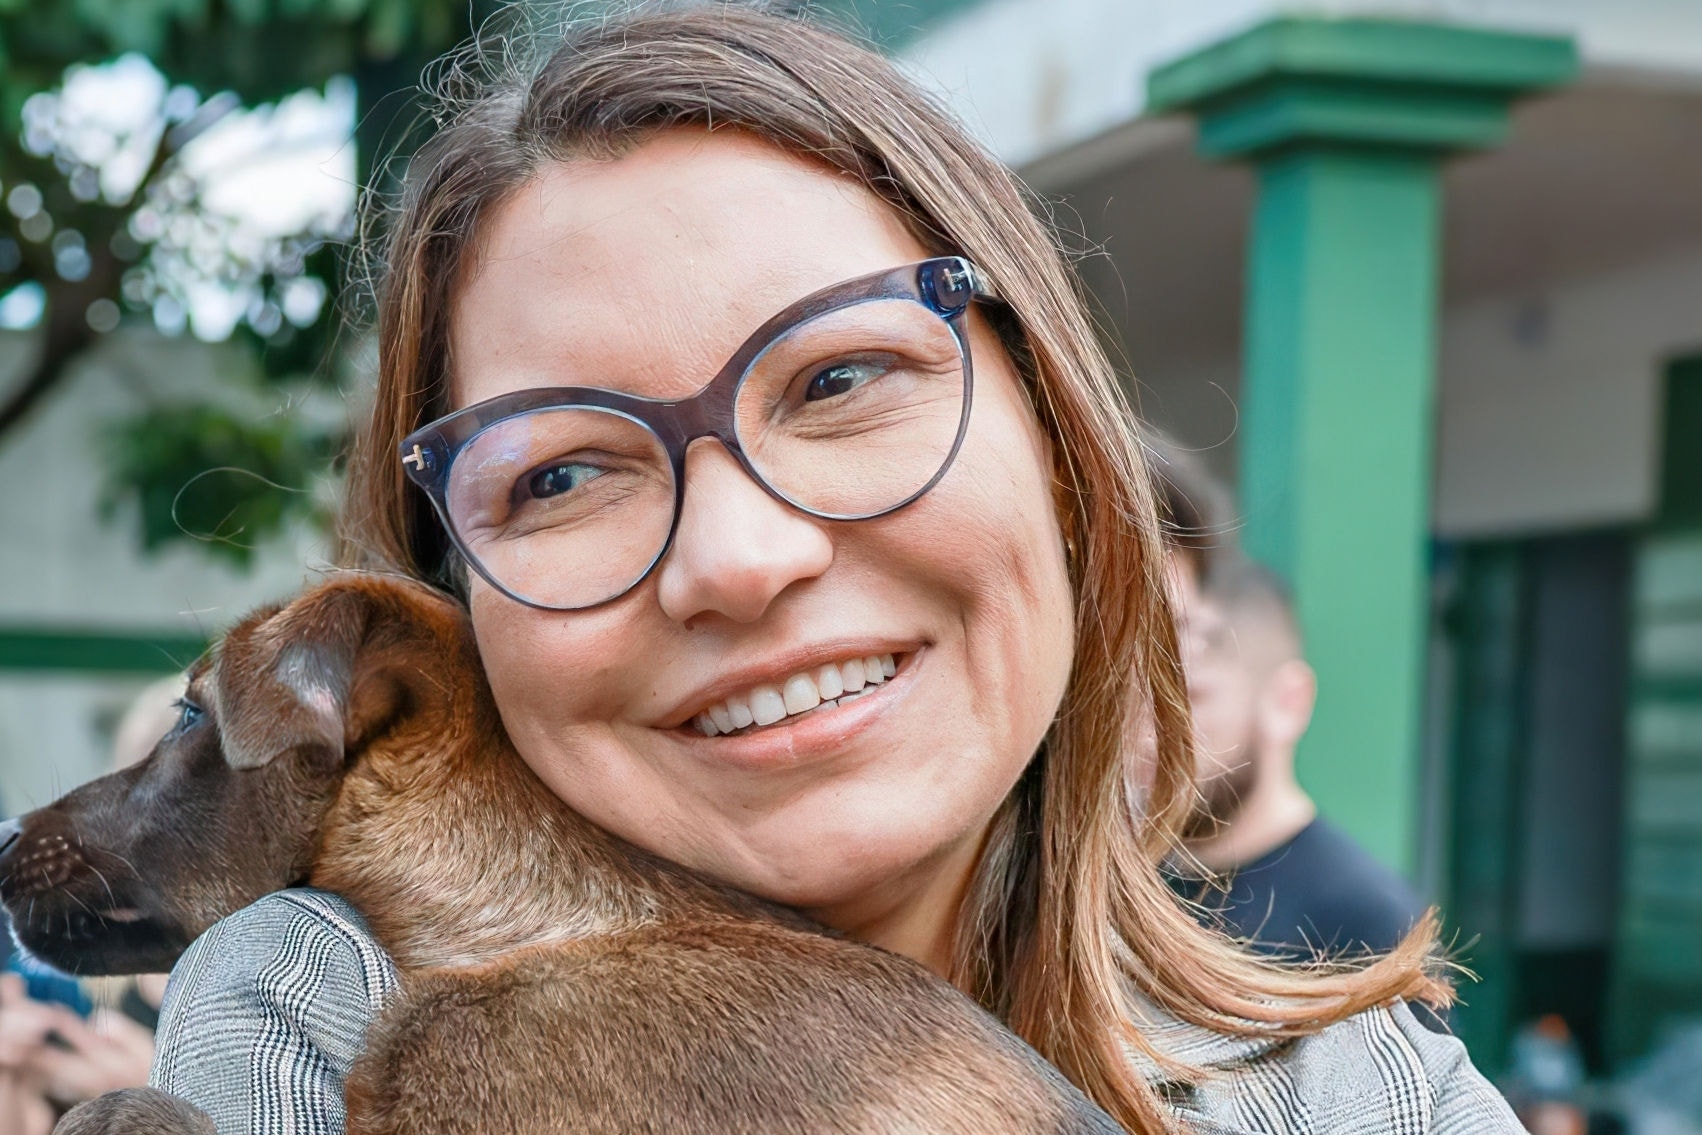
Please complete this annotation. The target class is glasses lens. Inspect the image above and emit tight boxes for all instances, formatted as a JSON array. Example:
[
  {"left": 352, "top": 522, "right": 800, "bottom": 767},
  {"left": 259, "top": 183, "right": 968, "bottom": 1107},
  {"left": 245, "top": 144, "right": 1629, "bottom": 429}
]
[
  {"left": 733, "top": 298, "right": 967, "bottom": 519},
  {"left": 444, "top": 408, "right": 674, "bottom": 609}
]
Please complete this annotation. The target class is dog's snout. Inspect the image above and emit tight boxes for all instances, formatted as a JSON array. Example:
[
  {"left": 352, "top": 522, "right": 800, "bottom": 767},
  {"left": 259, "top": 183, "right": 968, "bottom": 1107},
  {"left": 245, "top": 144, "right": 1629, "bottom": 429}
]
[{"left": 0, "top": 818, "right": 84, "bottom": 899}]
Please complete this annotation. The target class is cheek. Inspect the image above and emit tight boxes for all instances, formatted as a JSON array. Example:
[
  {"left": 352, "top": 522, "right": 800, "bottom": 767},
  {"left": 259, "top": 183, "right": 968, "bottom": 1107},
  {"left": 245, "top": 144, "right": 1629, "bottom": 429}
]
[
  {"left": 467, "top": 582, "right": 635, "bottom": 752},
  {"left": 910, "top": 366, "right": 1075, "bottom": 749}
]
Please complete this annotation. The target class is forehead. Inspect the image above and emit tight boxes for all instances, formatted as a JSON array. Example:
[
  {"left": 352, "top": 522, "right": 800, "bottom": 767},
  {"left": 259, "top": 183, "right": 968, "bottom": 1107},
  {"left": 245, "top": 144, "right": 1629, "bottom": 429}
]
[{"left": 449, "top": 130, "right": 933, "bottom": 407}]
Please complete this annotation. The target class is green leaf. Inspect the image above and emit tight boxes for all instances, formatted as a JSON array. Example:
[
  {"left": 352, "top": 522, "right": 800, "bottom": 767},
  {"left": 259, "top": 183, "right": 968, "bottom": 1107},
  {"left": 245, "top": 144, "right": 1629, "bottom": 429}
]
[
  {"left": 225, "top": 0, "right": 268, "bottom": 25},
  {"left": 98, "top": 401, "right": 339, "bottom": 568},
  {"left": 363, "top": 0, "right": 414, "bottom": 59}
]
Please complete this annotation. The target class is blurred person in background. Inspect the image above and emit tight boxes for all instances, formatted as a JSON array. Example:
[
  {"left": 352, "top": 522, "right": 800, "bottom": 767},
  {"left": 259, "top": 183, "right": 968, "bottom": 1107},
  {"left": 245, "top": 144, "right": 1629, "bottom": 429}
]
[
  {"left": 1171, "top": 558, "right": 1430, "bottom": 961},
  {"left": 0, "top": 675, "right": 181, "bottom": 1133},
  {"left": 1146, "top": 444, "right": 1432, "bottom": 969},
  {"left": 1130, "top": 435, "right": 1230, "bottom": 795}
]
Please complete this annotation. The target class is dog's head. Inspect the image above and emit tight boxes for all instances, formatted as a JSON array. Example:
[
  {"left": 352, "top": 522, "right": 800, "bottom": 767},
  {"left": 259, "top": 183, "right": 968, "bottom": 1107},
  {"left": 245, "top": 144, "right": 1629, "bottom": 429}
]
[{"left": 0, "top": 574, "right": 474, "bottom": 975}]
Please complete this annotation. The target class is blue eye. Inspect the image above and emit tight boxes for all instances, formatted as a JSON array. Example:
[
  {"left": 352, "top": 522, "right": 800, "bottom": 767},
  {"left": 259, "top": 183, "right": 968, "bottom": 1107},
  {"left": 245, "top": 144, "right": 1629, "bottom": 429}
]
[
  {"left": 804, "top": 363, "right": 881, "bottom": 402},
  {"left": 526, "top": 462, "right": 605, "bottom": 499},
  {"left": 172, "top": 698, "right": 205, "bottom": 732}
]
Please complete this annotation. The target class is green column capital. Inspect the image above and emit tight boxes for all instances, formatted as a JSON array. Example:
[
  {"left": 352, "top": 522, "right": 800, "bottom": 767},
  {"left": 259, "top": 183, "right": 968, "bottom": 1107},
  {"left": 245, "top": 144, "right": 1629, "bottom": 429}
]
[{"left": 1146, "top": 16, "right": 1577, "bottom": 159}]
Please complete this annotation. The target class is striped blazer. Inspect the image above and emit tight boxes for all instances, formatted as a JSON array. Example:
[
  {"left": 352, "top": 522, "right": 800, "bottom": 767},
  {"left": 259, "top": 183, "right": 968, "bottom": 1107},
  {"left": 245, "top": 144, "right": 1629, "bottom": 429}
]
[{"left": 151, "top": 890, "right": 1522, "bottom": 1135}]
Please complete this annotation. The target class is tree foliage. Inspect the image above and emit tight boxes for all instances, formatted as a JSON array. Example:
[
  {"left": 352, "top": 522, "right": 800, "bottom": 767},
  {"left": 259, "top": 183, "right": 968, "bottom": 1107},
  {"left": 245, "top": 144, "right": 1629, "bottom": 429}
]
[
  {"left": 98, "top": 400, "right": 340, "bottom": 565},
  {"left": 0, "top": 0, "right": 495, "bottom": 563}
]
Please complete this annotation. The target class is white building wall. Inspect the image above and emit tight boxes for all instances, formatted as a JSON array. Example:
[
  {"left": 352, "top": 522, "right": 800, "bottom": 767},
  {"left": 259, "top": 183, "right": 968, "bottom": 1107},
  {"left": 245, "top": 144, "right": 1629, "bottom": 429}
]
[
  {"left": 0, "top": 331, "right": 338, "bottom": 811},
  {"left": 903, "top": 0, "right": 1702, "bottom": 169},
  {"left": 1433, "top": 241, "right": 1702, "bottom": 537}
]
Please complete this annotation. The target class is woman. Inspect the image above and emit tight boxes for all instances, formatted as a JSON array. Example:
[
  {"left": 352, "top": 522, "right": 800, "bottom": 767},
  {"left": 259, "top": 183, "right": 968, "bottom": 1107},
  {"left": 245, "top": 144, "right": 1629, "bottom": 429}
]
[{"left": 153, "top": 6, "right": 1515, "bottom": 1132}]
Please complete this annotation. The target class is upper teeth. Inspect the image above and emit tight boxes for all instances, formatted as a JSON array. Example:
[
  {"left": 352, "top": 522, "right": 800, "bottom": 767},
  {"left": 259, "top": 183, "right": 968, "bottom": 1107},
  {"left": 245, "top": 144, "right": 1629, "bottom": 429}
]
[{"left": 693, "top": 653, "right": 898, "bottom": 737}]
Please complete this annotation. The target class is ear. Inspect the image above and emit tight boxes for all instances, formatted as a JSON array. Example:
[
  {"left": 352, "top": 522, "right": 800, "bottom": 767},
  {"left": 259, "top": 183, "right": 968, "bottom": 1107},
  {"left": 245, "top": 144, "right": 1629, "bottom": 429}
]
[
  {"left": 1258, "top": 658, "right": 1317, "bottom": 749},
  {"left": 213, "top": 583, "right": 381, "bottom": 771}
]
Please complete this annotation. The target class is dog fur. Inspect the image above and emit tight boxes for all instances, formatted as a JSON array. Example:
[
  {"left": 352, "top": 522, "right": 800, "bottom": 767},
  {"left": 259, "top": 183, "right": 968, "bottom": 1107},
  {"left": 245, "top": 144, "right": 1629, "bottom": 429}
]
[{"left": 0, "top": 574, "right": 1123, "bottom": 1134}]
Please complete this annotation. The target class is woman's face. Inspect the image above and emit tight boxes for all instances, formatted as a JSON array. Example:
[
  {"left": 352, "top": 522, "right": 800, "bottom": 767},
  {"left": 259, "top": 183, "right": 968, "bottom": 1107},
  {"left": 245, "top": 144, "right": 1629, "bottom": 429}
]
[{"left": 450, "top": 130, "right": 1074, "bottom": 935}]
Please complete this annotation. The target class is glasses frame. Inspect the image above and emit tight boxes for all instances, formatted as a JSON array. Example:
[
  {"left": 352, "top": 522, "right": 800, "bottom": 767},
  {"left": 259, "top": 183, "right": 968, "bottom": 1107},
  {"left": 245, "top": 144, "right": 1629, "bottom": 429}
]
[{"left": 400, "top": 256, "right": 998, "bottom": 611}]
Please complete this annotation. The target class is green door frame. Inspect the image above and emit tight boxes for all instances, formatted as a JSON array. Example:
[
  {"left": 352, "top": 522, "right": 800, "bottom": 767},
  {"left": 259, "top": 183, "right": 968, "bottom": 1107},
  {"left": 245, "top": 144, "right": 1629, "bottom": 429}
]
[{"left": 1440, "top": 542, "right": 1532, "bottom": 1072}]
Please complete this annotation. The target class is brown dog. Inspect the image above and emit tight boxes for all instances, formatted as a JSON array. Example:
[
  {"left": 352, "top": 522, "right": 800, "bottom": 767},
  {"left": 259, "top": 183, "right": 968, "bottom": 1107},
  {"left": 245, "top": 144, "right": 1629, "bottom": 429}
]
[{"left": 0, "top": 574, "right": 1123, "bottom": 1134}]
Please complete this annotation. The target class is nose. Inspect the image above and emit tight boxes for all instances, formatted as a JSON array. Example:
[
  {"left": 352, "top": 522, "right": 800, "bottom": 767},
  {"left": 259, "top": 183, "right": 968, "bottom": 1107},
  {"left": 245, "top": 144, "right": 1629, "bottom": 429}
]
[{"left": 655, "top": 441, "right": 833, "bottom": 626}]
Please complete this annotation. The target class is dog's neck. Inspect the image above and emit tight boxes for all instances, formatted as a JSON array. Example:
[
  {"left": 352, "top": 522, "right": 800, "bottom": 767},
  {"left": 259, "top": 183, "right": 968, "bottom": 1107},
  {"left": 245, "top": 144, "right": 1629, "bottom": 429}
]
[{"left": 310, "top": 699, "right": 696, "bottom": 972}]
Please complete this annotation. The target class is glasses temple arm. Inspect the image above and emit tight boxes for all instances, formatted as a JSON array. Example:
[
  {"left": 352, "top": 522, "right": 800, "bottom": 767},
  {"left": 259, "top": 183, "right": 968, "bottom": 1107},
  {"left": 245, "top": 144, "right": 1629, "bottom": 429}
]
[{"left": 965, "top": 263, "right": 1002, "bottom": 303}]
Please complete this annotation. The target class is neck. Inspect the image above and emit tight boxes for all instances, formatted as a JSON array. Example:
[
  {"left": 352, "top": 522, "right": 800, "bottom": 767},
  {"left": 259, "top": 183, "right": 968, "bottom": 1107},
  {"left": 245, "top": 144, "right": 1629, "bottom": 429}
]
[
  {"left": 1185, "top": 763, "right": 1316, "bottom": 873},
  {"left": 799, "top": 829, "right": 983, "bottom": 979}
]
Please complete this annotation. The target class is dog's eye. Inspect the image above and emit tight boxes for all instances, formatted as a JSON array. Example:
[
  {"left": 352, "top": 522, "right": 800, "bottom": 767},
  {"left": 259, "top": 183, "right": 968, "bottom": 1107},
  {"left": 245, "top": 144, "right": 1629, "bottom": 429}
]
[{"left": 172, "top": 698, "right": 206, "bottom": 733}]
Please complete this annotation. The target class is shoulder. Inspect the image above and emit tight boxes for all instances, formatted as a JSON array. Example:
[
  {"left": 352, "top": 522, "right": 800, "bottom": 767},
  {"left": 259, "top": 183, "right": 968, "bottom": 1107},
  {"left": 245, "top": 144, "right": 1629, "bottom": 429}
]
[
  {"left": 157, "top": 888, "right": 398, "bottom": 1043},
  {"left": 152, "top": 889, "right": 400, "bottom": 1132},
  {"left": 1274, "top": 821, "right": 1414, "bottom": 899},
  {"left": 1180, "top": 1002, "right": 1520, "bottom": 1135},
  {"left": 1282, "top": 822, "right": 1427, "bottom": 950}
]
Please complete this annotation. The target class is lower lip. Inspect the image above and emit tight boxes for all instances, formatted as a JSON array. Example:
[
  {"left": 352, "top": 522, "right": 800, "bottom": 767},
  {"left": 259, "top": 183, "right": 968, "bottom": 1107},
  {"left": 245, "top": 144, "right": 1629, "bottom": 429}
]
[{"left": 677, "top": 650, "right": 924, "bottom": 771}]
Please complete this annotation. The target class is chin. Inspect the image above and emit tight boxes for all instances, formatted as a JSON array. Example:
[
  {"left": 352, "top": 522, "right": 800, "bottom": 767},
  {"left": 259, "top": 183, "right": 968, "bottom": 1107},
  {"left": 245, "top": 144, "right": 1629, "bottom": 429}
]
[{"left": 716, "top": 804, "right": 979, "bottom": 917}]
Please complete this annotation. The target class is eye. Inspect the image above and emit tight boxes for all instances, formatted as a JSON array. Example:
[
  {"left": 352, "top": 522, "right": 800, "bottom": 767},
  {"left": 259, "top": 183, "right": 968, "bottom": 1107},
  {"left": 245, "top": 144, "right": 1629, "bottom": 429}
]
[
  {"left": 525, "top": 461, "right": 606, "bottom": 499},
  {"left": 803, "top": 362, "right": 882, "bottom": 402},
  {"left": 171, "top": 698, "right": 205, "bottom": 733}
]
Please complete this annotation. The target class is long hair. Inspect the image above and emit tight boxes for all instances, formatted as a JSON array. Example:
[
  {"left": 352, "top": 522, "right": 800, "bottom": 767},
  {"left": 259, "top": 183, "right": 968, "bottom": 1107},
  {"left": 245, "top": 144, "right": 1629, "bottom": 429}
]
[{"left": 339, "top": 6, "right": 1450, "bottom": 1130}]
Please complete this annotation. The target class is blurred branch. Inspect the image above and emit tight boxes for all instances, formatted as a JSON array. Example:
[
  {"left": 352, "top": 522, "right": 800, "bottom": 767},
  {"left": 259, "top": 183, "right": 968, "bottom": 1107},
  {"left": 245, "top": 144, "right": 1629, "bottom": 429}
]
[
  {"left": 0, "top": 95, "right": 236, "bottom": 441},
  {"left": 0, "top": 266, "right": 108, "bottom": 437}
]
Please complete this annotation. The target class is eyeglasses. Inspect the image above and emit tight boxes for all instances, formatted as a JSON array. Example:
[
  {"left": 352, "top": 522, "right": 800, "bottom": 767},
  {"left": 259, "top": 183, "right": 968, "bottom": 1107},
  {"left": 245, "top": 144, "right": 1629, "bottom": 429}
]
[{"left": 400, "top": 257, "right": 996, "bottom": 611}]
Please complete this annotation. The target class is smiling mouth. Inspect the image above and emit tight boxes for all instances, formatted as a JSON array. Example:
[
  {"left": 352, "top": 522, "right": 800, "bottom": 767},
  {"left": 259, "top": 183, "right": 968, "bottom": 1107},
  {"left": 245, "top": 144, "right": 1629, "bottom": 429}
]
[{"left": 690, "top": 652, "right": 904, "bottom": 738}]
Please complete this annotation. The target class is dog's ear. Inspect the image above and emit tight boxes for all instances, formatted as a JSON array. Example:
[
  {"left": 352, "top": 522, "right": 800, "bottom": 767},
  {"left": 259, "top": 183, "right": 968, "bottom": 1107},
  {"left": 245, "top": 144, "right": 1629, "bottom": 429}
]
[{"left": 213, "top": 580, "right": 423, "bottom": 771}]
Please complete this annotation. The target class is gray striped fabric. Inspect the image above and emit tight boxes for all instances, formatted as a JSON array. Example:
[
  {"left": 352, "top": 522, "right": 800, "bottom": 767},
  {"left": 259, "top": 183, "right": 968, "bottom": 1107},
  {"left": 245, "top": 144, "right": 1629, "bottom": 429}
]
[
  {"left": 152, "top": 890, "right": 398, "bottom": 1135},
  {"left": 151, "top": 889, "right": 1521, "bottom": 1134}
]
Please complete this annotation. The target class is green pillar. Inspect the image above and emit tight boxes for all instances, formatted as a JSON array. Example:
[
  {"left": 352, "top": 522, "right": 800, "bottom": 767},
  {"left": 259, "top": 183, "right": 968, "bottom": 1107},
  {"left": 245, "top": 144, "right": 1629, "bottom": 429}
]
[{"left": 1149, "top": 19, "right": 1575, "bottom": 874}]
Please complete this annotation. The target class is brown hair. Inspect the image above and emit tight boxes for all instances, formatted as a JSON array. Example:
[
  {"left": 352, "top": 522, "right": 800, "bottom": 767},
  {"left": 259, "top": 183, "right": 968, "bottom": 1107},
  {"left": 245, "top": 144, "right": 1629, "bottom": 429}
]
[
  {"left": 339, "top": 5, "right": 1449, "bottom": 1130},
  {"left": 1144, "top": 430, "right": 1234, "bottom": 583}
]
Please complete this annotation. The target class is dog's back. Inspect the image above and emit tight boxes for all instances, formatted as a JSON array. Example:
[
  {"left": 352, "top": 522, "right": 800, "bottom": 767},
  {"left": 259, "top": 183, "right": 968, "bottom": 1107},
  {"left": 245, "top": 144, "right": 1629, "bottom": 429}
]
[{"left": 348, "top": 919, "right": 1118, "bottom": 1134}]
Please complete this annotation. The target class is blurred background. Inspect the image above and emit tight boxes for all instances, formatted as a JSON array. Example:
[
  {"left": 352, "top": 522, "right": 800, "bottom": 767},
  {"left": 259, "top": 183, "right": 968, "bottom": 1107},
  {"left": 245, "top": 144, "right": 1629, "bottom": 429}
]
[{"left": 0, "top": 0, "right": 1697, "bottom": 1130}]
